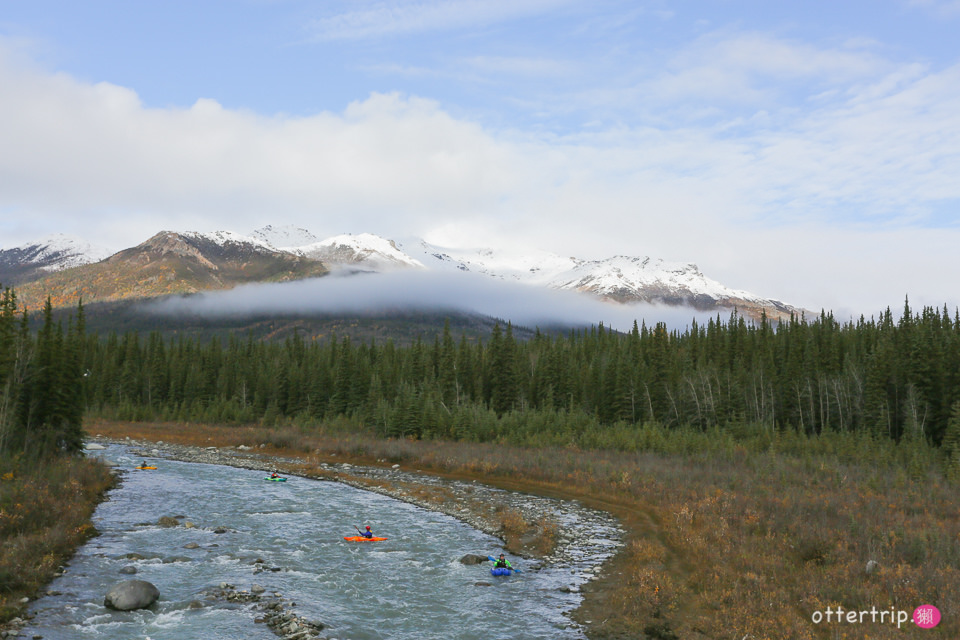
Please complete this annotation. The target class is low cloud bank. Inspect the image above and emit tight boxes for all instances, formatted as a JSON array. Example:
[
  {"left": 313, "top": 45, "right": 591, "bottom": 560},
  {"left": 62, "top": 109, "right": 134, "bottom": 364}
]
[{"left": 145, "top": 270, "right": 720, "bottom": 333}]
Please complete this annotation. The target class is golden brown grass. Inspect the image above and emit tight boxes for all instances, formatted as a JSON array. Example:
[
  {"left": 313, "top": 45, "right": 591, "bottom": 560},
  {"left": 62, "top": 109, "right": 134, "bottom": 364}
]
[
  {"left": 0, "top": 455, "right": 115, "bottom": 624},
  {"left": 88, "top": 420, "right": 960, "bottom": 639}
]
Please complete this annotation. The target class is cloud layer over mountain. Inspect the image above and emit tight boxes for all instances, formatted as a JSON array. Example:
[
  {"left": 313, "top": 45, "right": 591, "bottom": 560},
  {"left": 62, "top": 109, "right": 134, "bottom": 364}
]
[{"left": 145, "top": 270, "right": 716, "bottom": 333}]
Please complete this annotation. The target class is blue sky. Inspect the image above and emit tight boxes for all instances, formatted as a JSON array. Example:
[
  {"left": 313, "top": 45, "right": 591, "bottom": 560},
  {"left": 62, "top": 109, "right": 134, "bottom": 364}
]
[{"left": 1, "top": 0, "right": 959, "bottom": 317}]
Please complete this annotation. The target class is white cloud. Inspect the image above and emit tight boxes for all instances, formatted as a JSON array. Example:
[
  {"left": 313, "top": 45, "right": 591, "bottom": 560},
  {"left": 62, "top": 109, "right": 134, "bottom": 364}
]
[
  {"left": 0, "top": 49, "right": 530, "bottom": 247},
  {"left": 646, "top": 32, "right": 891, "bottom": 112},
  {"left": 2, "top": 34, "right": 960, "bottom": 317}
]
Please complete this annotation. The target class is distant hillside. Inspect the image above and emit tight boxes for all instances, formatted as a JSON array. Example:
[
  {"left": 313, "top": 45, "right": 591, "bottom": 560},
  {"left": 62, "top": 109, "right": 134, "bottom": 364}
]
[
  {"left": 46, "top": 297, "right": 548, "bottom": 346},
  {"left": 15, "top": 231, "right": 328, "bottom": 311}
]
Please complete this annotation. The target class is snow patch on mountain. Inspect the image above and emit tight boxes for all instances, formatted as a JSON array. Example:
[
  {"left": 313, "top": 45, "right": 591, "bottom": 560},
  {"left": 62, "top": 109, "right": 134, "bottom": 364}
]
[
  {"left": 548, "top": 255, "right": 763, "bottom": 303},
  {"left": 4, "top": 233, "right": 113, "bottom": 271},
  {"left": 394, "top": 239, "right": 577, "bottom": 282},
  {"left": 294, "top": 233, "right": 424, "bottom": 270},
  {"left": 181, "top": 230, "right": 277, "bottom": 252},
  {"left": 250, "top": 225, "right": 320, "bottom": 249}
]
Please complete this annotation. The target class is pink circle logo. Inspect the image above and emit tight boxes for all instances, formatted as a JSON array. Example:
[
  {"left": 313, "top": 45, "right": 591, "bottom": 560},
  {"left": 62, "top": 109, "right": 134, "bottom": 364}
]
[{"left": 913, "top": 604, "right": 941, "bottom": 629}]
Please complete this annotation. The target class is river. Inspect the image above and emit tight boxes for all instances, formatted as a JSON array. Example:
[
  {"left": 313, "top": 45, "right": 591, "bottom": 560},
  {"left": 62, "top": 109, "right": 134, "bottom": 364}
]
[{"left": 19, "top": 444, "right": 607, "bottom": 639}]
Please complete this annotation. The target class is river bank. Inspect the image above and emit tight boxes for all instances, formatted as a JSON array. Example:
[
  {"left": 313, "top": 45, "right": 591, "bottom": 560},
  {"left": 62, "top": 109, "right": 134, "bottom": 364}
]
[{"left": 0, "top": 455, "right": 116, "bottom": 637}]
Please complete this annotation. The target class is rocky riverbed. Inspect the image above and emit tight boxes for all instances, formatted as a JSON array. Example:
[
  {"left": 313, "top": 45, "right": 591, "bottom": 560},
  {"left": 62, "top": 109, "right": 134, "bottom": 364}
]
[{"left": 90, "top": 436, "right": 624, "bottom": 578}]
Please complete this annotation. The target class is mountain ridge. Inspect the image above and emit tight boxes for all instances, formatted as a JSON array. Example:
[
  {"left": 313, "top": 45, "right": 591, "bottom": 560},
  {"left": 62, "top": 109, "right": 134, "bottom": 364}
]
[
  {"left": 9, "top": 230, "right": 328, "bottom": 310},
  {"left": 2, "top": 226, "right": 807, "bottom": 322}
]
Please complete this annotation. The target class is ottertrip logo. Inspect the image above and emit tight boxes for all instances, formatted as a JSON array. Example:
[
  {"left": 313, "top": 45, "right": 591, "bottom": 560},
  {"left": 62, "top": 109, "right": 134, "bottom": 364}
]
[{"left": 811, "top": 604, "right": 941, "bottom": 629}]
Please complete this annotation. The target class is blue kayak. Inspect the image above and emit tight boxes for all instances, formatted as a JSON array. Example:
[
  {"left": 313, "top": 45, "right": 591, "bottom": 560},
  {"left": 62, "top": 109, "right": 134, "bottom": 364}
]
[{"left": 487, "top": 555, "right": 521, "bottom": 575}]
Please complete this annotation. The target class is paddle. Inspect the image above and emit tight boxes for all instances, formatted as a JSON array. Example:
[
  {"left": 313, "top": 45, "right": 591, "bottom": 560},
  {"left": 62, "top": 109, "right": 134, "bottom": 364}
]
[{"left": 487, "top": 555, "right": 522, "bottom": 573}]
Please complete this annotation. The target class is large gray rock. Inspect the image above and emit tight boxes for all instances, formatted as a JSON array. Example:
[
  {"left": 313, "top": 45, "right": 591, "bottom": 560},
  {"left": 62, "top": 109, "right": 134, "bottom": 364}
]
[
  {"left": 104, "top": 580, "right": 160, "bottom": 611},
  {"left": 459, "top": 553, "right": 489, "bottom": 565}
]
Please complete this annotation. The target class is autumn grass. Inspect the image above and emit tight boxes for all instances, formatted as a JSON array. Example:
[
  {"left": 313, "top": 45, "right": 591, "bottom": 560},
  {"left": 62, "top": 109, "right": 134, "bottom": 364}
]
[
  {"left": 88, "top": 419, "right": 960, "bottom": 639},
  {"left": 0, "top": 454, "right": 115, "bottom": 624}
]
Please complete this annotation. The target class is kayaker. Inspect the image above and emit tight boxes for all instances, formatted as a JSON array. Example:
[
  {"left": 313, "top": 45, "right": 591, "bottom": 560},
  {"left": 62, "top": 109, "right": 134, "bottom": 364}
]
[
  {"left": 493, "top": 554, "right": 513, "bottom": 571},
  {"left": 359, "top": 525, "right": 373, "bottom": 538},
  {"left": 270, "top": 472, "right": 280, "bottom": 478},
  {"left": 140, "top": 461, "right": 148, "bottom": 468}
]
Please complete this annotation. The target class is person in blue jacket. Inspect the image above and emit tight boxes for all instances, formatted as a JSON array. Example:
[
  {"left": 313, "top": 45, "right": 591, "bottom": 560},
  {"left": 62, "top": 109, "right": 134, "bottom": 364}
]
[{"left": 359, "top": 525, "right": 373, "bottom": 538}]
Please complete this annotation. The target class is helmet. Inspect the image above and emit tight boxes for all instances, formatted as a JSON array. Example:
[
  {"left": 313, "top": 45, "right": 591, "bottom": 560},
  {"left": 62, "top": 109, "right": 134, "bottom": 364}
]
[{"left": 366, "top": 526, "right": 371, "bottom": 530}]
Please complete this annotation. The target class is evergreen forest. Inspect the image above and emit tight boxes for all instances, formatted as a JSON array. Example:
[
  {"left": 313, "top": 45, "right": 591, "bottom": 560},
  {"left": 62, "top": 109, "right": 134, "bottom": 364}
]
[
  {"left": 0, "top": 289, "right": 86, "bottom": 457},
  {"left": 79, "top": 298, "right": 960, "bottom": 460}
]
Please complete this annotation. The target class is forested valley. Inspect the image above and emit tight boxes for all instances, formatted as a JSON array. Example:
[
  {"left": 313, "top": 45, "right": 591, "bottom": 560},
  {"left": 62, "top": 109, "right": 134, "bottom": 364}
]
[{"left": 75, "top": 297, "right": 960, "bottom": 470}]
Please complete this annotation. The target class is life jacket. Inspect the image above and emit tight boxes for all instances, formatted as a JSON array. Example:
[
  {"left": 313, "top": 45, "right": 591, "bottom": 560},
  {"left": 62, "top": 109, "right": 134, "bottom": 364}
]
[{"left": 495, "top": 557, "right": 510, "bottom": 568}]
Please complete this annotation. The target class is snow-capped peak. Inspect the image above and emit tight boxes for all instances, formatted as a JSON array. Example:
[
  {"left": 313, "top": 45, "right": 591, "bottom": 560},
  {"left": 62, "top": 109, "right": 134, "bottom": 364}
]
[
  {"left": 548, "top": 255, "right": 761, "bottom": 302},
  {"left": 295, "top": 233, "right": 424, "bottom": 270},
  {"left": 395, "top": 239, "right": 579, "bottom": 283},
  {"left": 250, "top": 225, "right": 319, "bottom": 249},
  {"left": 3, "top": 233, "right": 113, "bottom": 271},
  {"left": 181, "top": 230, "right": 277, "bottom": 251}
]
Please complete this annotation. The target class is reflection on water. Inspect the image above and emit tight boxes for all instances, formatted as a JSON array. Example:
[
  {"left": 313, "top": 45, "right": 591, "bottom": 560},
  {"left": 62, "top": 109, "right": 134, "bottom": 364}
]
[{"left": 22, "top": 445, "right": 585, "bottom": 639}]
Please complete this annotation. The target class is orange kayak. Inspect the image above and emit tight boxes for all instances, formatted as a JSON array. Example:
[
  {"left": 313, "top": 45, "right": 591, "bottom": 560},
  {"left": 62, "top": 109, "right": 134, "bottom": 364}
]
[
  {"left": 135, "top": 466, "right": 158, "bottom": 470},
  {"left": 343, "top": 536, "right": 388, "bottom": 542}
]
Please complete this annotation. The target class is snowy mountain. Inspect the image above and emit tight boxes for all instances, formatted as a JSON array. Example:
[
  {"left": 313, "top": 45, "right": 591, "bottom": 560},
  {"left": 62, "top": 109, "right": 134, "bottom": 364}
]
[
  {"left": 391, "top": 240, "right": 799, "bottom": 319},
  {"left": 547, "top": 255, "right": 761, "bottom": 304},
  {"left": 249, "top": 226, "right": 423, "bottom": 270},
  {"left": 262, "top": 232, "right": 803, "bottom": 321},
  {"left": 11, "top": 231, "right": 328, "bottom": 310},
  {"left": 3, "top": 227, "right": 805, "bottom": 321},
  {"left": 0, "top": 233, "right": 113, "bottom": 285}
]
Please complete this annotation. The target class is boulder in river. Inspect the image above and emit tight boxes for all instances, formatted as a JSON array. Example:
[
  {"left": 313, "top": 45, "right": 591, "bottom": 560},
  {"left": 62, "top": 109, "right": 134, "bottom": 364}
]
[
  {"left": 459, "top": 553, "right": 489, "bottom": 565},
  {"left": 157, "top": 516, "right": 180, "bottom": 527},
  {"left": 118, "top": 566, "right": 137, "bottom": 575},
  {"left": 104, "top": 580, "right": 160, "bottom": 611}
]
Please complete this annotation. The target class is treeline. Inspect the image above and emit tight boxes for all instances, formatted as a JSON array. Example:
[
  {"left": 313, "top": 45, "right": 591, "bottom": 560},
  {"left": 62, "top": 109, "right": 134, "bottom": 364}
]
[
  {"left": 0, "top": 289, "right": 86, "bottom": 457},
  {"left": 83, "top": 298, "right": 960, "bottom": 453}
]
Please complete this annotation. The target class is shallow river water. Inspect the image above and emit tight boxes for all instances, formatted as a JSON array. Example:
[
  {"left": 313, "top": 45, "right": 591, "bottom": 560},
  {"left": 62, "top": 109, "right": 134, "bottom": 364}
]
[{"left": 21, "top": 445, "right": 590, "bottom": 640}]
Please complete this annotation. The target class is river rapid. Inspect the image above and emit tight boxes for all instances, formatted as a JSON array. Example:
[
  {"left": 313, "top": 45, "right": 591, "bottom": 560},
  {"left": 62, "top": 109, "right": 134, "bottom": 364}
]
[{"left": 18, "top": 444, "right": 622, "bottom": 640}]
